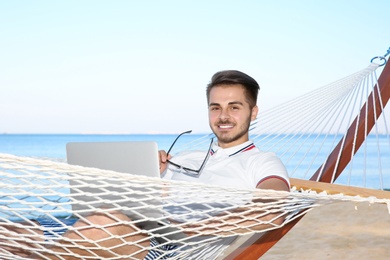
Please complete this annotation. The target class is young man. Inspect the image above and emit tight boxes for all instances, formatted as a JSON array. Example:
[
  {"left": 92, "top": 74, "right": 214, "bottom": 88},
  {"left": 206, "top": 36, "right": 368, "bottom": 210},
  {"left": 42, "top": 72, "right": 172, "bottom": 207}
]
[
  {"left": 152, "top": 70, "right": 290, "bottom": 259},
  {"left": 160, "top": 70, "right": 289, "bottom": 192},
  {"left": 34, "top": 70, "right": 290, "bottom": 259}
]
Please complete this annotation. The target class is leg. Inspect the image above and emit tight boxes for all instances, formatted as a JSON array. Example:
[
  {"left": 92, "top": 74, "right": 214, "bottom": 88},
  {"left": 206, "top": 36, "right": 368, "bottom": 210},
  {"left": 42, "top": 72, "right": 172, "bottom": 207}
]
[
  {"left": 0, "top": 220, "right": 44, "bottom": 257},
  {"left": 39, "top": 211, "right": 150, "bottom": 259}
]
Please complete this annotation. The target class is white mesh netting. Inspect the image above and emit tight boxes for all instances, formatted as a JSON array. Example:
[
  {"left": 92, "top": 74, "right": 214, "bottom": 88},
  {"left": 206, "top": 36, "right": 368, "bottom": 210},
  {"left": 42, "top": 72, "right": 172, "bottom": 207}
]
[
  {"left": 0, "top": 153, "right": 388, "bottom": 259},
  {"left": 1, "top": 57, "right": 389, "bottom": 259}
]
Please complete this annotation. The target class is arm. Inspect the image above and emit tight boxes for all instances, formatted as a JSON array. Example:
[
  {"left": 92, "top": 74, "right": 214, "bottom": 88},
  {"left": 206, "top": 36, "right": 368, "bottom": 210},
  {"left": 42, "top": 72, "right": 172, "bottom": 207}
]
[
  {"left": 254, "top": 177, "right": 290, "bottom": 226},
  {"left": 173, "top": 177, "right": 290, "bottom": 237}
]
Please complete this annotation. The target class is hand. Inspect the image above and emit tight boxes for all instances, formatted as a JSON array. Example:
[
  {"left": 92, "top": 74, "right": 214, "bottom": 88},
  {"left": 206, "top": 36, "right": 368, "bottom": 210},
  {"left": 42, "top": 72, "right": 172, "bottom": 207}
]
[{"left": 158, "top": 150, "right": 171, "bottom": 174}]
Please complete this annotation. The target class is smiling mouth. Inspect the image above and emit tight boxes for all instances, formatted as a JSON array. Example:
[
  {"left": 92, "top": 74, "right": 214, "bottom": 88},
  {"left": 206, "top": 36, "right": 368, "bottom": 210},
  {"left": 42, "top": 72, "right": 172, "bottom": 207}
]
[{"left": 218, "top": 124, "right": 234, "bottom": 129}]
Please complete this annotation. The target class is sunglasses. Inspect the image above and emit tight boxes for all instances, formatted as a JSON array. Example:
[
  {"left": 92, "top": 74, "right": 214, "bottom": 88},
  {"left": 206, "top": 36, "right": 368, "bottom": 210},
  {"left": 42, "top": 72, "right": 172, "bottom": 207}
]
[{"left": 166, "top": 130, "right": 213, "bottom": 176}]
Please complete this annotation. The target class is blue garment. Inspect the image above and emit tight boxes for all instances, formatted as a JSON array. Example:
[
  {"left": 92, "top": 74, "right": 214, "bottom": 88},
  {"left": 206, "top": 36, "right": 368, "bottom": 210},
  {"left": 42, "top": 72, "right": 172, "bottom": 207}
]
[{"left": 144, "top": 237, "right": 178, "bottom": 259}]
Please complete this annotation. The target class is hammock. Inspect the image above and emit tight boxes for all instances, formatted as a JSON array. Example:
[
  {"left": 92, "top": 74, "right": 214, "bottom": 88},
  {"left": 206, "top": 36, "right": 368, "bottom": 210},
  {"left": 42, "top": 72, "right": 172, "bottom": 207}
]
[
  {"left": 0, "top": 49, "right": 389, "bottom": 259},
  {"left": 226, "top": 48, "right": 390, "bottom": 259},
  {"left": 0, "top": 155, "right": 388, "bottom": 259}
]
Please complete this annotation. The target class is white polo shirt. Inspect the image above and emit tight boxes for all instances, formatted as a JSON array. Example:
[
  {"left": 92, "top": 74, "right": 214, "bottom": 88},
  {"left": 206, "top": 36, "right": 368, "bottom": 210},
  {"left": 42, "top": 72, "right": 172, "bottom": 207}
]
[
  {"left": 160, "top": 141, "right": 290, "bottom": 259},
  {"left": 163, "top": 140, "right": 289, "bottom": 189}
]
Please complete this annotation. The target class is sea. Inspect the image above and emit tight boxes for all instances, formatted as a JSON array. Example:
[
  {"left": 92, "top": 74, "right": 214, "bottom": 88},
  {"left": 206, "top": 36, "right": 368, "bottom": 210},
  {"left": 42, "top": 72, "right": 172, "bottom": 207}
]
[
  {"left": 0, "top": 133, "right": 389, "bottom": 222},
  {"left": 0, "top": 133, "right": 204, "bottom": 160},
  {"left": 1, "top": 133, "right": 389, "bottom": 188},
  {"left": 0, "top": 133, "right": 207, "bottom": 221}
]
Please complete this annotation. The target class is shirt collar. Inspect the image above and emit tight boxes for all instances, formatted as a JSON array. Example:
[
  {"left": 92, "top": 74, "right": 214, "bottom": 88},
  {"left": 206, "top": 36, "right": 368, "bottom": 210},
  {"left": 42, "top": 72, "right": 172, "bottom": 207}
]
[{"left": 211, "top": 140, "right": 255, "bottom": 157}]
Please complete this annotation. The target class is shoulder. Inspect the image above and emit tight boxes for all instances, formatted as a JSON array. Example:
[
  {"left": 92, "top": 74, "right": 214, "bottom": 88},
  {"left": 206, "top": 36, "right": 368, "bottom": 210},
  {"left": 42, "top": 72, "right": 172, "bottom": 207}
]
[
  {"left": 246, "top": 148, "right": 283, "bottom": 164},
  {"left": 246, "top": 149, "right": 290, "bottom": 187}
]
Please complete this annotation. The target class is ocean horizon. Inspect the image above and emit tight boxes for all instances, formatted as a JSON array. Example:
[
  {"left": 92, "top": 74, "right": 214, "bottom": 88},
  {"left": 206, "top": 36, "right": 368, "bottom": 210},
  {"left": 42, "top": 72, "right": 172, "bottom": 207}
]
[
  {"left": 0, "top": 133, "right": 208, "bottom": 161},
  {"left": 0, "top": 133, "right": 389, "bottom": 221},
  {"left": 1, "top": 133, "right": 389, "bottom": 190}
]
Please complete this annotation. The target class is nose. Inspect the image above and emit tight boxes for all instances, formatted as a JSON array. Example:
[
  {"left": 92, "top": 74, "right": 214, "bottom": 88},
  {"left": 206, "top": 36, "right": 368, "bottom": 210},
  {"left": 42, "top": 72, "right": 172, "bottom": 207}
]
[{"left": 218, "top": 109, "right": 230, "bottom": 120}]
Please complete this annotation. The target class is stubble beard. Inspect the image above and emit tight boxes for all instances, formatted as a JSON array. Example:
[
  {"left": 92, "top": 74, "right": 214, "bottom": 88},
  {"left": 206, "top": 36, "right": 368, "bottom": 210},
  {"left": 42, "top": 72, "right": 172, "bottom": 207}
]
[{"left": 213, "top": 116, "right": 252, "bottom": 145}]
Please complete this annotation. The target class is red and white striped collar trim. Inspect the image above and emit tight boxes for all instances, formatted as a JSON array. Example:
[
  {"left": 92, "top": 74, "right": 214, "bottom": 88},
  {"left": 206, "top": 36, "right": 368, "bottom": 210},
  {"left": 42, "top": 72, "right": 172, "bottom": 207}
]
[{"left": 211, "top": 141, "right": 256, "bottom": 157}]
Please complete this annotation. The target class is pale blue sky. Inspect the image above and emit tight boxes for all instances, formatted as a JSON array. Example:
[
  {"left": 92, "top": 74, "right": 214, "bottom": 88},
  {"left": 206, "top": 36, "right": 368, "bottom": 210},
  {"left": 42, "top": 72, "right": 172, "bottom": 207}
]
[{"left": 1, "top": 1, "right": 389, "bottom": 134}]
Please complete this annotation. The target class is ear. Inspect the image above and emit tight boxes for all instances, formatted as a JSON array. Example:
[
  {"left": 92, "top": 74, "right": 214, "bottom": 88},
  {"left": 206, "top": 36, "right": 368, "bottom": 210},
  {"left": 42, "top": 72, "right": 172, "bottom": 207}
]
[{"left": 251, "top": 105, "right": 258, "bottom": 121}]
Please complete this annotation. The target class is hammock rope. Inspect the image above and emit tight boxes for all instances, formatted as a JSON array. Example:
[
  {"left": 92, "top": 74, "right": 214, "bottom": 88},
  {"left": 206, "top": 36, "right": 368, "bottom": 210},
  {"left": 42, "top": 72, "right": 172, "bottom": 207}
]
[
  {"left": 227, "top": 50, "right": 390, "bottom": 259},
  {"left": 1, "top": 50, "right": 390, "bottom": 259},
  {"left": 0, "top": 153, "right": 388, "bottom": 259}
]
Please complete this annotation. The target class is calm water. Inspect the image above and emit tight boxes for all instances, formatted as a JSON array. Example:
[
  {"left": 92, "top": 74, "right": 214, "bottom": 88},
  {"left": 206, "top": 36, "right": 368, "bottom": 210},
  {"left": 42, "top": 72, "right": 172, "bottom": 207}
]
[
  {"left": 0, "top": 133, "right": 389, "bottom": 189},
  {"left": 0, "top": 134, "right": 389, "bottom": 220},
  {"left": 0, "top": 134, "right": 205, "bottom": 160},
  {"left": 0, "top": 134, "right": 208, "bottom": 220}
]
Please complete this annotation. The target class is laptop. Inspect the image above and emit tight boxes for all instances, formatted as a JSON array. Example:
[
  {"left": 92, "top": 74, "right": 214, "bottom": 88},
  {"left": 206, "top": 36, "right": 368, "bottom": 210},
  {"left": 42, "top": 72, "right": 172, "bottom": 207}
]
[
  {"left": 66, "top": 141, "right": 185, "bottom": 242},
  {"left": 66, "top": 141, "right": 160, "bottom": 177}
]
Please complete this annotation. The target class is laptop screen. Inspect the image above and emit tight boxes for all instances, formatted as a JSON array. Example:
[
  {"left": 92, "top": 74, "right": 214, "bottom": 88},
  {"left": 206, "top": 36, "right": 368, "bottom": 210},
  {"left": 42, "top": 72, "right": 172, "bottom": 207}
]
[{"left": 66, "top": 141, "right": 160, "bottom": 178}]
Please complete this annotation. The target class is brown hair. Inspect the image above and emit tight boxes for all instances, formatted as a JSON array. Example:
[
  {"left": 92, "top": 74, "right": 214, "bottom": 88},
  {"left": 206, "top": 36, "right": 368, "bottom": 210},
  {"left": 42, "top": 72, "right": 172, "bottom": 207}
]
[{"left": 206, "top": 70, "right": 260, "bottom": 108}]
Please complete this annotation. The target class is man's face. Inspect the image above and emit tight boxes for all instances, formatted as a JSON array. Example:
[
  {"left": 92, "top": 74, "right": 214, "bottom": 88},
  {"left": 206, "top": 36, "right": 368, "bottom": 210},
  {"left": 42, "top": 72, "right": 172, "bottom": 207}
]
[{"left": 208, "top": 84, "right": 258, "bottom": 148}]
